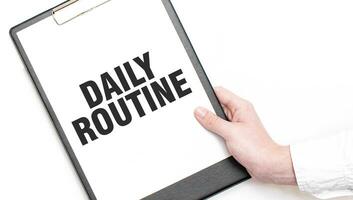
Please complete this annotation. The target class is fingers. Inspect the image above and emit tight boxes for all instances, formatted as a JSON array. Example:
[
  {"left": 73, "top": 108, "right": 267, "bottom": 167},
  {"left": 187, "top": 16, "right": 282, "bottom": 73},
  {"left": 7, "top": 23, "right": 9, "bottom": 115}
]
[
  {"left": 194, "top": 107, "right": 233, "bottom": 140},
  {"left": 214, "top": 87, "right": 248, "bottom": 112}
]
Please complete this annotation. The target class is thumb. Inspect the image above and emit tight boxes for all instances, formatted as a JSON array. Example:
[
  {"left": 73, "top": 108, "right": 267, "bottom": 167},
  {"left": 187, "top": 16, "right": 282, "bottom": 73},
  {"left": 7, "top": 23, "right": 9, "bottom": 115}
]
[{"left": 194, "top": 107, "right": 232, "bottom": 140}]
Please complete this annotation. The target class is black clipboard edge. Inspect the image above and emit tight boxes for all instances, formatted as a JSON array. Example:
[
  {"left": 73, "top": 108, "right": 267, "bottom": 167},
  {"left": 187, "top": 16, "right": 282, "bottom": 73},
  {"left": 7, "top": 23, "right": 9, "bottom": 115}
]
[
  {"left": 10, "top": 1, "right": 250, "bottom": 199},
  {"left": 10, "top": 2, "right": 97, "bottom": 200},
  {"left": 145, "top": 158, "right": 249, "bottom": 200},
  {"left": 145, "top": 1, "right": 250, "bottom": 199}
]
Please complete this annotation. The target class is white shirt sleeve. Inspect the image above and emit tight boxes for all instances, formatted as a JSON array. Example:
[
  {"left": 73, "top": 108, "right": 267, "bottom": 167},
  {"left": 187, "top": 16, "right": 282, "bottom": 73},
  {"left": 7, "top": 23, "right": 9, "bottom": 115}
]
[{"left": 290, "top": 130, "right": 353, "bottom": 199}]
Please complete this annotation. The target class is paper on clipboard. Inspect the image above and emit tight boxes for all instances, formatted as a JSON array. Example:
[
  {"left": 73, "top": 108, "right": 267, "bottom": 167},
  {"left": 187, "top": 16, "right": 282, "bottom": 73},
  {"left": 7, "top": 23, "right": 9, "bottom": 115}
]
[{"left": 16, "top": 0, "right": 230, "bottom": 199}]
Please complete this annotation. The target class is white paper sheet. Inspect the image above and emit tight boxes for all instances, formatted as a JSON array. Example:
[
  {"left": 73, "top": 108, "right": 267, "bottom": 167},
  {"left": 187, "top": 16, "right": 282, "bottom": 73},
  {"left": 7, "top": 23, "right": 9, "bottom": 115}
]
[{"left": 17, "top": 0, "right": 229, "bottom": 199}]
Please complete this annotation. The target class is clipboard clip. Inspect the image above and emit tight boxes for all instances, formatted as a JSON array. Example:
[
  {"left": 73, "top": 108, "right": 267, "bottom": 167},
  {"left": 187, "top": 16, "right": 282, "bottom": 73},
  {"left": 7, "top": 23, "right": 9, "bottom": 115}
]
[{"left": 52, "top": 0, "right": 112, "bottom": 25}]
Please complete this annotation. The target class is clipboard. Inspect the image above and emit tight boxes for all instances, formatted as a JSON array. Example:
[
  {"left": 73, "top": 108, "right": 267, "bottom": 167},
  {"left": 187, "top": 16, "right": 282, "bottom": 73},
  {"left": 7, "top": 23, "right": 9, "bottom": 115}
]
[{"left": 10, "top": 0, "right": 250, "bottom": 199}]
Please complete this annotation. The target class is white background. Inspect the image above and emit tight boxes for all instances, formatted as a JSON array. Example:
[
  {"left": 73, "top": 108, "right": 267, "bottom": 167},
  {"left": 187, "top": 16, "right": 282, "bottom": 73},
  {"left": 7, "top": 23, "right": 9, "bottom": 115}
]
[{"left": 1, "top": 0, "right": 353, "bottom": 199}]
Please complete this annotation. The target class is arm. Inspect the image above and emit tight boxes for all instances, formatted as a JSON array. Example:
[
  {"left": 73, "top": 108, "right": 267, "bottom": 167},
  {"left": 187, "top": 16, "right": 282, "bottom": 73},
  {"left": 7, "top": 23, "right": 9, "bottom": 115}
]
[
  {"left": 291, "top": 130, "right": 353, "bottom": 199},
  {"left": 194, "top": 87, "right": 353, "bottom": 199}
]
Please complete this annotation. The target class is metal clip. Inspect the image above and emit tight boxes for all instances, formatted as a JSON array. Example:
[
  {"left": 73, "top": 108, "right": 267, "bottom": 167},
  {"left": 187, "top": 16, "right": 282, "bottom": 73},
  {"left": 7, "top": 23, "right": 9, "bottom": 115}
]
[{"left": 52, "top": 0, "right": 112, "bottom": 25}]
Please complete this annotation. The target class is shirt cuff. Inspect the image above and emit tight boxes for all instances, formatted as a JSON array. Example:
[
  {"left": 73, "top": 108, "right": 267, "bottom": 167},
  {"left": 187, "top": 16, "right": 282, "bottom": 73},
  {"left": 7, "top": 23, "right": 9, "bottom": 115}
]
[{"left": 290, "top": 130, "right": 353, "bottom": 199}]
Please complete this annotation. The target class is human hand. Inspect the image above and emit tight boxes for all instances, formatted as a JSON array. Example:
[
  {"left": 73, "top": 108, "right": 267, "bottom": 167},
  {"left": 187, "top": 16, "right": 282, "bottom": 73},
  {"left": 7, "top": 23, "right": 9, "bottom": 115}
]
[{"left": 194, "top": 87, "right": 297, "bottom": 185}]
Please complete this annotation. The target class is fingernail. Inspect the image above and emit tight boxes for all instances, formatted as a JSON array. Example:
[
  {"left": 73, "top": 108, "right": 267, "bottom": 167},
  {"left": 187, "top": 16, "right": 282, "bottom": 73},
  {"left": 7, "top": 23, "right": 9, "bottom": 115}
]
[
  {"left": 214, "top": 86, "right": 222, "bottom": 91},
  {"left": 195, "top": 107, "right": 207, "bottom": 119}
]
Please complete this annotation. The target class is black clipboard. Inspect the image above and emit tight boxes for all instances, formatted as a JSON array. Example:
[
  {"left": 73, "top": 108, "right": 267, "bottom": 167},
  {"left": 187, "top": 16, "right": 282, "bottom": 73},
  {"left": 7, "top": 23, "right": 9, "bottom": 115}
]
[{"left": 10, "top": 0, "right": 250, "bottom": 199}]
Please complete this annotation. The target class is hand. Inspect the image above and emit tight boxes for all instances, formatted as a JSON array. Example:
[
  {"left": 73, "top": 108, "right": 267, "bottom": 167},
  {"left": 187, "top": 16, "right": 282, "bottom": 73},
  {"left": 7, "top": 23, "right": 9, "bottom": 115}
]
[{"left": 194, "top": 87, "right": 297, "bottom": 185}]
